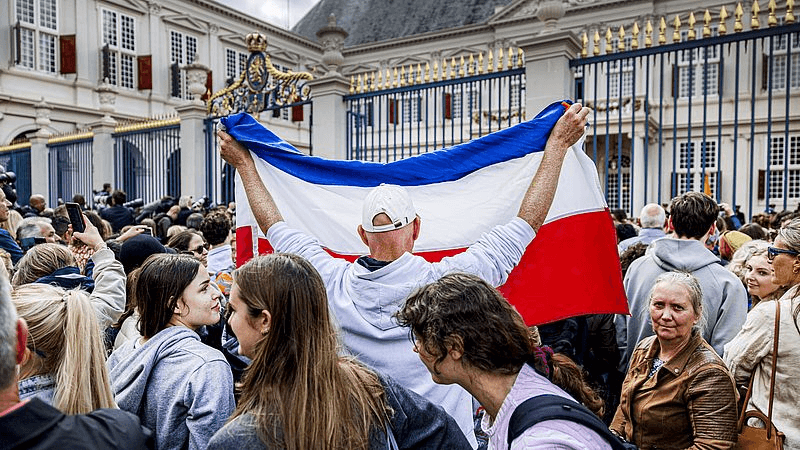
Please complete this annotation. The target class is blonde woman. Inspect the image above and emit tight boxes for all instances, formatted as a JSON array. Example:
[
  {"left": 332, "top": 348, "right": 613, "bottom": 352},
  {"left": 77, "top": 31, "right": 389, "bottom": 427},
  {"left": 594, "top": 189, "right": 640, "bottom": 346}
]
[
  {"left": 14, "top": 283, "right": 116, "bottom": 414},
  {"left": 11, "top": 216, "right": 125, "bottom": 331}
]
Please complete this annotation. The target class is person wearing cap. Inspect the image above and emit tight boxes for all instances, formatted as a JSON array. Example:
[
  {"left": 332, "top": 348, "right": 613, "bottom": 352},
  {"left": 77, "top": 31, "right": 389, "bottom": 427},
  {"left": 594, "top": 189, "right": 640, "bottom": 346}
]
[{"left": 218, "top": 103, "right": 590, "bottom": 447}]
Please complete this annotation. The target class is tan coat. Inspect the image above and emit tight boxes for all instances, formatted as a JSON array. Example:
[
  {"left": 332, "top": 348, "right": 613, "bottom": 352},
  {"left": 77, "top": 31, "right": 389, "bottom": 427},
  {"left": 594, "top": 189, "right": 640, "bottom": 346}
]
[{"left": 611, "top": 331, "right": 738, "bottom": 449}]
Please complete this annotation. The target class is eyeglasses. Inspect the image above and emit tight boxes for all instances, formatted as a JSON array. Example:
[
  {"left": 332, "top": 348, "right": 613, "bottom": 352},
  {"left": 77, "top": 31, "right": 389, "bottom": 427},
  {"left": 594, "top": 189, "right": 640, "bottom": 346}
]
[
  {"left": 191, "top": 243, "right": 209, "bottom": 254},
  {"left": 767, "top": 246, "right": 800, "bottom": 261}
]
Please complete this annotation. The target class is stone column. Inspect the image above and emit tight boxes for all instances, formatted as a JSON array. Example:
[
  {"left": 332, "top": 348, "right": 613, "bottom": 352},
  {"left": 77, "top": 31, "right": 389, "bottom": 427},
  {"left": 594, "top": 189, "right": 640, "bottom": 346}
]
[
  {"left": 29, "top": 99, "right": 52, "bottom": 201},
  {"left": 517, "top": 31, "right": 581, "bottom": 116},
  {"left": 175, "top": 101, "right": 208, "bottom": 199},
  {"left": 89, "top": 116, "right": 117, "bottom": 194},
  {"left": 310, "top": 14, "right": 350, "bottom": 159}
]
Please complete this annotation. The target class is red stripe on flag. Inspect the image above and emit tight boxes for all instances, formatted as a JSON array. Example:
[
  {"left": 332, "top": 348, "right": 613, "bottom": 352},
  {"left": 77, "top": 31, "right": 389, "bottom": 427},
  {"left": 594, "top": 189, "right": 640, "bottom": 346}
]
[
  {"left": 235, "top": 210, "right": 627, "bottom": 325},
  {"left": 501, "top": 210, "right": 628, "bottom": 325},
  {"left": 235, "top": 226, "right": 254, "bottom": 267}
]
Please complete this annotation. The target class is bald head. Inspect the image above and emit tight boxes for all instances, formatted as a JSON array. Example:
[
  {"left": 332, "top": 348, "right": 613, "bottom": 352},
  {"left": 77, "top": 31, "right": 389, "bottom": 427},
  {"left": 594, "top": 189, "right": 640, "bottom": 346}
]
[
  {"left": 29, "top": 195, "right": 45, "bottom": 213},
  {"left": 639, "top": 203, "right": 666, "bottom": 229}
]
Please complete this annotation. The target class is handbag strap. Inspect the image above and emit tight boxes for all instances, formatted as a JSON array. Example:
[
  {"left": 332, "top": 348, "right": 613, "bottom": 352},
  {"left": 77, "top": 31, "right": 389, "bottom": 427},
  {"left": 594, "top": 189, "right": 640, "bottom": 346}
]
[
  {"left": 766, "top": 300, "right": 781, "bottom": 438},
  {"left": 736, "top": 300, "right": 781, "bottom": 436}
]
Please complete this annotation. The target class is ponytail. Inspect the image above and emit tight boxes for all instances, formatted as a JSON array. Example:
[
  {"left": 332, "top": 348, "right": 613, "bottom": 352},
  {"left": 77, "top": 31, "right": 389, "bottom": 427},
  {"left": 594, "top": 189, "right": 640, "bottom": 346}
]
[
  {"left": 55, "top": 290, "right": 116, "bottom": 413},
  {"left": 12, "top": 284, "right": 116, "bottom": 414},
  {"left": 529, "top": 345, "right": 604, "bottom": 419}
]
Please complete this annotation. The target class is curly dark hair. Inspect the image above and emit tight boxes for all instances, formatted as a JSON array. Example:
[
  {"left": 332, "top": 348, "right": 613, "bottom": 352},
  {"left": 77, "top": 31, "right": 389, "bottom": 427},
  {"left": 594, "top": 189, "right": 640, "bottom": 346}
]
[
  {"left": 396, "top": 273, "right": 604, "bottom": 418},
  {"left": 200, "top": 212, "right": 232, "bottom": 246}
]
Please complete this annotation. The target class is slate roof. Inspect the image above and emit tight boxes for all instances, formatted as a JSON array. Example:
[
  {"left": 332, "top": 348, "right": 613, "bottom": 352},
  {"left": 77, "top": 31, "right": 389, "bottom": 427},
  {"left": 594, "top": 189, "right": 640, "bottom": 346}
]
[{"left": 292, "top": 0, "right": 514, "bottom": 47}]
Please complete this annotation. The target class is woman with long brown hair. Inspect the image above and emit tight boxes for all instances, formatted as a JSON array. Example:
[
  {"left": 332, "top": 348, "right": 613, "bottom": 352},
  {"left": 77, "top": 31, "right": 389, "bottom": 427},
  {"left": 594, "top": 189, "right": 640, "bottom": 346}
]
[
  {"left": 208, "top": 253, "right": 469, "bottom": 450},
  {"left": 396, "top": 272, "right": 610, "bottom": 449}
]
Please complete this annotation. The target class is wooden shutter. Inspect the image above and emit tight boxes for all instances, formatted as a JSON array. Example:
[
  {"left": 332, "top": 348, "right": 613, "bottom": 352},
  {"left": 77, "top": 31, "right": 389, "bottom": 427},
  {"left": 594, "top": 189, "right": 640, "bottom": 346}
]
[
  {"left": 291, "top": 104, "right": 304, "bottom": 122},
  {"left": 59, "top": 35, "right": 76, "bottom": 74},
  {"left": 758, "top": 170, "right": 766, "bottom": 200},
  {"left": 201, "top": 70, "right": 212, "bottom": 101},
  {"left": 762, "top": 54, "right": 769, "bottom": 91},
  {"left": 388, "top": 98, "right": 397, "bottom": 124},
  {"left": 170, "top": 63, "right": 181, "bottom": 97},
  {"left": 137, "top": 55, "right": 152, "bottom": 90},
  {"left": 671, "top": 64, "right": 678, "bottom": 98},
  {"left": 444, "top": 93, "right": 452, "bottom": 119}
]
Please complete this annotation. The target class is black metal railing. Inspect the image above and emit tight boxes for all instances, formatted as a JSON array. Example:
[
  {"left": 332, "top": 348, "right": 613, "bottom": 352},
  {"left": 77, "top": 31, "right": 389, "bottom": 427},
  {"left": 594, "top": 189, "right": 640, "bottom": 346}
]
[
  {"left": 112, "top": 120, "right": 181, "bottom": 204},
  {"left": 47, "top": 135, "right": 93, "bottom": 207},
  {"left": 571, "top": 21, "right": 800, "bottom": 218},
  {"left": 345, "top": 64, "right": 525, "bottom": 162}
]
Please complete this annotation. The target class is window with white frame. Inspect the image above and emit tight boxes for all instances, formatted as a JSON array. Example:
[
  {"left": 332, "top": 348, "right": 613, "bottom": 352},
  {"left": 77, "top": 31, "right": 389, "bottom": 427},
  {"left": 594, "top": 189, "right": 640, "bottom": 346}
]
[
  {"left": 607, "top": 154, "right": 631, "bottom": 211},
  {"left": 674, "top": 141, "right": 718, "bottom": 196},
  {"left": 767, "top": 135, "right": 800, "bottom": 200},
  {"left": 452, "top": 84, "right": 479, "bottom": 119},
  {"left": 609, "top": 37, "right": 633, "bottom": 98},
  {"left": 225, "top": 48, "right": 247, "bottom": 83},
  {"left": 402, "top": 93, "right": 421, "bottom": 123},
  {"left": 677, "top": 29, "right": 720, "bottom": 98},
  {"left": 101, "top": 9, "right": 136, "bottom": 88},
  {"left": 766, "top": 30, "right": 800, "bottom": 91},
  {"left": 15, "top": 0, "right": 58, "bottom": 73},
  {"left": 510, "top": 76, "right": 525, "bottom": 111},
  {"left": 170, "top": 30, "right": 197, "bottom": 99}
]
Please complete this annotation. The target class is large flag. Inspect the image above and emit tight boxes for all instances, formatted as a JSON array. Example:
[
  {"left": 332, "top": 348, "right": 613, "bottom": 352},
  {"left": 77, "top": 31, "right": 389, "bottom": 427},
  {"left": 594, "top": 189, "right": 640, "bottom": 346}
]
[{"left": 221, "top": 100, "right": 628, "bottom": 325}]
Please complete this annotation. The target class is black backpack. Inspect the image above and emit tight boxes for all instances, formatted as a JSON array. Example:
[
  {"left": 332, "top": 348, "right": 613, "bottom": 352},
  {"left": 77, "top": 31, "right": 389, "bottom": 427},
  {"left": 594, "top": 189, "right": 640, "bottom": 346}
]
[{"left": 507, "top": 394, "right": 637, "bottom": 450}]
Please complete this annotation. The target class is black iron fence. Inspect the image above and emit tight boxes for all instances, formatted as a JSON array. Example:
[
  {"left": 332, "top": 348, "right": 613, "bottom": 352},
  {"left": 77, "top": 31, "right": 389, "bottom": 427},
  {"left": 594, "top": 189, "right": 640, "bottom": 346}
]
[
  {"left": 345, "top": 51, "right": 526, "bottom": 162},
  {"left": 112, "top": 118, "right": 181, "bottom": 204},
  {"left": 47, "top": 133, "right": 93, "bottom": 207},
  {"left": 571, "top": 12, "right": 799, "bottom": 218},
  {"left": 0, "top": 143, "right": 32, "bottom": 207}
]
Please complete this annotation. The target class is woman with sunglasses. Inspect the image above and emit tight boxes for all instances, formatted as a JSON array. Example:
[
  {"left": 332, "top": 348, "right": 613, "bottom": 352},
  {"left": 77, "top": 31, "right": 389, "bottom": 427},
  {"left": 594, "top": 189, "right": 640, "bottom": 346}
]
[
  {"left": 724, "top": 218, "right": 800, "bottom": 449},
  {"left": 168, "top": 230, "right": 208, "bottom": 266}
]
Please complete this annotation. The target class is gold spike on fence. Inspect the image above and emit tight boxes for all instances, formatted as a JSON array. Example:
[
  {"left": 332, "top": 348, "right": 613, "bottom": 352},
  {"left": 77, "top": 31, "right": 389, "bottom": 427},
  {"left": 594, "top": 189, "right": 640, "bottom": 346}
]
[
  {"left": 752, "top": 0, "right": 761, "bottom": 29},
  {"left": 719, "top": 6, "right": 729, "bottom": 34},
  {"left": 688, "top": 12, "right": 697, "bottom": 39},
  {"left": 408, "top": 65, "right": 415, "bottom": 85},
  {"left": 497, "top": 48, "right": 504, "bottom": 71},
  {"left": 618, "top": 26, "right": 626, "bottom": 50},
  {"left": 659, "top": 17, "right": 667, "bottom": 44},
  {"left": 392, "top": 68, "right": 398, "bottom": 88},
  {"left": 114, "top": 116, "right": 179, "bottom": 134},
  {"left": 487, "top": 49, "right": 494, "bottom": 72},
  {"left": 703, "top": 10, "right": 712, "bottom": 37},
  {"left": 432, "top": 60, "right": 439, "bottom": 82},
  {"left": 605, "top": 28, "right": 613, "bottom": 53},
  {"left": 357, "top": 74, "right": 363, "bottom": 93},
  {"left": 768, "top": 0, "right": 777, "bottom": 26},
  {"left": 458, "top": 56, "right": 465, "bottom": 77},
  {"left": 442, "top": 57, "right": 449, "bottom": 79},
  {"left": 468, "top": 54, "right": 475, "bottom": 76},
  {"left": 632, "top": 23, "right": 640, "bottom": 49},
  {"left": 517, "top": 48, "right": 524, "bottom": 68},
  {"left": 416, "top": 63, "right": 422, "bottom": 84},
  {"left": 424, "top": 62, "right": 430, "bottom": 82},
  {"left": 645, "top": 20, "right": 653, "bottom": 47},
  {"left": 399, "top": 66, "right": 405, "bottom": 87},
  {"left": 672, "top": 15, "right": 682, "bottom": 42},
  {"left": 507, "top": 47, "right": 514, "bottom": 69},
  {"left": 478, "top": 52, "right": 484, "bottom": 74},
  {"left": 735, "top": 3, "right": 744, "bottom": 31},
  {"left": 593, "top": 30, "right": 601, "bottom": 55},
  {"left": 788, "top": 0, "right": 796, "bottom": 23},
  {"left": 581, "top": 32, "right": 588, "bottom": 57},
  {"left": 349, "top": 76, "right": 355, "bottom": 94},
  {"left": 47, "top": 131, "right": 94, "bottom": 145},
  {"left": 370, "top": 72, "right": 376, "bottom": 91},
  {"left": 450, "top": 57, "right": 457, "bottom": 78}
]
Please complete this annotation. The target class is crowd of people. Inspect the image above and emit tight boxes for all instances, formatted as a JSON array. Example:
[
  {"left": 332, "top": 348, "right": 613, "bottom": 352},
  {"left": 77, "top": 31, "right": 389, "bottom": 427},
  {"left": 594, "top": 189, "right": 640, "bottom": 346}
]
[{"left": 0, "top": 100, "right": 798, "bottom": 450}]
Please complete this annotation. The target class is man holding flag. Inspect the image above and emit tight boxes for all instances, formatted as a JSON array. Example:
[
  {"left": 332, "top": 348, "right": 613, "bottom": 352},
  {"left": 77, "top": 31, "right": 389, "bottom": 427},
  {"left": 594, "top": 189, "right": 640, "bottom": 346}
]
[{"left": 218, "top": 102, "right": 591, "bottom": 447}]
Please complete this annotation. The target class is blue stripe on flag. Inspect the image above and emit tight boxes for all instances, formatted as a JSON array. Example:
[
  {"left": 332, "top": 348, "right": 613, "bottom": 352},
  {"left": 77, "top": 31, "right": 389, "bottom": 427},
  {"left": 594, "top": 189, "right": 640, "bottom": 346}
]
[{"left": 221, "top": 100, "right": 571, "bottom": 187}]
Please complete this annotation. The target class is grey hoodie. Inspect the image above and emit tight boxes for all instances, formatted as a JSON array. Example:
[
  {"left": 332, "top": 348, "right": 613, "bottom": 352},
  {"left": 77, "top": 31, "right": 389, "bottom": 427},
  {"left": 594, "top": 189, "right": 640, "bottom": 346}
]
[
  {"left": 107, "top": 326, "right": 235, "bottom": 450},
  {"left": 616, "top": 237, "right": 747, "bottom": 372}
]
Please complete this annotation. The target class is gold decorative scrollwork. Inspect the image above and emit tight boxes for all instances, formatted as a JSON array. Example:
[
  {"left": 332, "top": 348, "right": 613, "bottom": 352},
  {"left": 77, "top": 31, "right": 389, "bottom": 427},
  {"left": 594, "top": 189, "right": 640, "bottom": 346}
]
[{"left": 207, "top": 32, "right": 313, "bottom": 117}]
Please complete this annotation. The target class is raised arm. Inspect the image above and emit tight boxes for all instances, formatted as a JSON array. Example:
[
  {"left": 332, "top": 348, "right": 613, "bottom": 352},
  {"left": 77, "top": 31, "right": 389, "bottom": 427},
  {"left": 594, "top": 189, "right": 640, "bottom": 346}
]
[
  {"left": 517, "top": 103, "right": 590, "bottom": 232},
  {"left": 217, "top": 130, "right": 284, "bottom": 234}
]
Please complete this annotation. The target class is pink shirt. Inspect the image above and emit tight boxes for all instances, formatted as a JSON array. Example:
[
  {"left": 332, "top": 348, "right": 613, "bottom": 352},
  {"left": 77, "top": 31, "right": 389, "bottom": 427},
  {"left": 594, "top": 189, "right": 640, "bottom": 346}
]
[{"left": 481, "top": 364, "right": 613, "bottom": 450}]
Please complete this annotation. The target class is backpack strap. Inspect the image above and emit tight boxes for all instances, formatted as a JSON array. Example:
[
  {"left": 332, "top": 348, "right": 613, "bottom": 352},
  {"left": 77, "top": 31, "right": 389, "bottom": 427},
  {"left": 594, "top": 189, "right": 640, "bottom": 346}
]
[{"left": 507, "top": 394, "right": 630, "bottom": 450}]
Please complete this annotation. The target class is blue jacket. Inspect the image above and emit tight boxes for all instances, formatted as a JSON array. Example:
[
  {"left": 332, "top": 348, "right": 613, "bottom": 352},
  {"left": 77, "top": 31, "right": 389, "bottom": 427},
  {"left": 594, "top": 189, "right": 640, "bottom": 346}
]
[{"left": 0, "top": 227, "right": 23, "bottom": 264}]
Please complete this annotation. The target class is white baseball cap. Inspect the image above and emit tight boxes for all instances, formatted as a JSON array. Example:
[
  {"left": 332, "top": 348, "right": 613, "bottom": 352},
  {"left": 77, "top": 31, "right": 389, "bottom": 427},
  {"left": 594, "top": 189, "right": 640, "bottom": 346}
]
[{"left": 361, "top": 184, "right": 416, "bottom": 233}]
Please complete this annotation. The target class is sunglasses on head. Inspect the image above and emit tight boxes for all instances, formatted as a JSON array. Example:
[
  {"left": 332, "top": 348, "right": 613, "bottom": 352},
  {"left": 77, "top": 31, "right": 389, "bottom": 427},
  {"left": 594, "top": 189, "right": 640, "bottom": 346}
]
[{"left": 767, "top": 246, "right": 800, "bottom": 261}]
